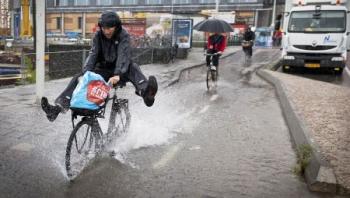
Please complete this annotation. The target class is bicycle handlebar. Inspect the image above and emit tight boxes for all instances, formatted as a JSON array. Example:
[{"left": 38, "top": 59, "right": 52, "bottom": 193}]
[{"left": 204, "top": 52, "right": 221, "bottom": 56}]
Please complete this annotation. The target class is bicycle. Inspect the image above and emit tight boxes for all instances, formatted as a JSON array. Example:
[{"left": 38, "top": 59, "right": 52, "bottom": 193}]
[
  {"left": 65, "top": 84, "right": 130, "bottom": 179},
  {"left": 164, "top": 44, "right": 178, "bottom": 63},
  {"left": 204, "top": 52, "right": 221, "bottom": 91},
  {"left": 170, "top": 44, "right": 178, "bottom": 63},
  {"left": 242, "top": 40, "right": 253, "bottom": 66}
]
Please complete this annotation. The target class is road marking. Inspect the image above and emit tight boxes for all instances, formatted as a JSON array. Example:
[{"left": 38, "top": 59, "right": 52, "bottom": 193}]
[
  {"left": 10, "top": 143, "right": 34, "bottom": 152},
  {"left": 199, "top": 105, "right": 209, "bottom": 114},
  {"left": 153, "top": 142, "right": 184, "bottom": 169},
  {"left": 210, "top": 94, "right": 219, "bottom": 101}
]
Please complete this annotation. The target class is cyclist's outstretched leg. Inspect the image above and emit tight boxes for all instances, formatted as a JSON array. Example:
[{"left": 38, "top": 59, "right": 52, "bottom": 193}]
[
  {"left": 124, "top": 62, "right": 158, "bottom": 107},
  {"left": 41, "top": 68, "right": 113, "bottom": 122},
  {"left": 41, "top": 73, "right": 82, "bottom": 122}
]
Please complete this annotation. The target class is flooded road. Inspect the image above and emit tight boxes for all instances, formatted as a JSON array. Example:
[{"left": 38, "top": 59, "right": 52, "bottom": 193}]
[
  {"left": 0, "top": 49, "right": 343, "bottom": 197},
  {"left": 57, "top": 50, "right": 330, "bottom": 197}
]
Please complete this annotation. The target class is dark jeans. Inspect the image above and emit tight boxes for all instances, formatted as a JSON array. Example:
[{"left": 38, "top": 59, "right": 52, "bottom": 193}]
[
  {"left": 206, "top": 49, "right": 220, "bottom": 67},
  {"left": 243, "top": 46, "right": 253, "bottom": 56},
  {"left": 55, "top": 62, "right": 148, "bottom": 109}
]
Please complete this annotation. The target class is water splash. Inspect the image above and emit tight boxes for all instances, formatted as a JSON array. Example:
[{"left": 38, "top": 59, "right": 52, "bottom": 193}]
[{"left": 110, "top": 89, "right": 201, "bottom": 166}]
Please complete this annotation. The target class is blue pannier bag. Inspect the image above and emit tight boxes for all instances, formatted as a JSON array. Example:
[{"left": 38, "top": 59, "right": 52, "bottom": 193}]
[{"left": 70, "top": 71, "right": 111, "bottom": 110}]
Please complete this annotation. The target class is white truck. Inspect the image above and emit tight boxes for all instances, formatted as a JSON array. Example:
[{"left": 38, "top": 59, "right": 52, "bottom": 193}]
[{"left": 281, "top": 0, "right": 350, "bottom": 74}]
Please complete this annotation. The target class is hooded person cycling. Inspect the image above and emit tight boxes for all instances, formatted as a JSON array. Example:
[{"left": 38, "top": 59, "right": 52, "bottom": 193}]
[{"left": 41, "top": 11, "right": 158, "bottom": 122}]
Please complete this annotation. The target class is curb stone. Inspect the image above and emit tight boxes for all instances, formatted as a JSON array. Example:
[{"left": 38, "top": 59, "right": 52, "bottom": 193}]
[
  {"left": 167, "top": 52, "right": 237, "bottom": 87},
  {"left": 256, "top": 69, "right": 338, "bottom": 194}
]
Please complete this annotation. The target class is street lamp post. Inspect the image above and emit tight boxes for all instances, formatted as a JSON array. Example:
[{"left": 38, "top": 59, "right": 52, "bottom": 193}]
[
  {"left": 270, "top": 0, "right": 277, "bottom": 41},
  {"left": 171, "top": 0, "right": 174, "bottom": 14},
  {"left": 215, "top": 0, "right": 219, "bottom": 13},
  {"left": 35, "top": 0, "right": 45, "bottom": 104},
  {"left": 271, "top": 0, "right": 277, "bottom": 28}
]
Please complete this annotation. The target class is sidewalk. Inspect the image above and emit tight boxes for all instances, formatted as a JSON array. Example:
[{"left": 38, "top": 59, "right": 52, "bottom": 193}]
[{"left": 258, "top": 69, "right": 350, "bottom": 195}]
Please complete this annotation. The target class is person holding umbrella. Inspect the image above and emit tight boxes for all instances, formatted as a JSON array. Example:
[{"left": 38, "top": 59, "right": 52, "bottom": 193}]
[
  {"left": 206, "top": 32, "right": 226, "bottom": 71},
  {"left": 193, "top": 18, "right": 233, "bottom": 71}
]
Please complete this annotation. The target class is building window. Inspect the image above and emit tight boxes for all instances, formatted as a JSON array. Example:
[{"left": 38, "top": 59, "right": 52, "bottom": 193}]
[
  {"left": 78, "top": 17, "right": 83, "bottom": 29},
  {"left": 97, "top": 0, "right": 111, "bottom": 5},
  {"left": 55, "top": 0, "right": 68, "bottom": 6},
  {"left": 146, "top": 0, "right": 162, "bottom": 4},
  {"left": 75, "top": 0, "right": 89, "bottom": 6},
  {"left": 120, "top": 0, "right": 137, "bottom": 5},
  {"left": 56, "top": 17, "right": 61, "bottom": 29},
  {"left": 199, "top": 0, "right": 215, "bottom": 3},
  {"left": 174, "top": 0, "right": 190, "bottom": 4}
]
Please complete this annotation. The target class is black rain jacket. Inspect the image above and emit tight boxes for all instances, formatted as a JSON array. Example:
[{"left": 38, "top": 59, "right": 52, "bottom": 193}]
[
  {"left": 243, "top": 30, "right": 255, "bottom": 41},
  {"left": 83, "top": 28, "right": 131, "bottom": 76}
]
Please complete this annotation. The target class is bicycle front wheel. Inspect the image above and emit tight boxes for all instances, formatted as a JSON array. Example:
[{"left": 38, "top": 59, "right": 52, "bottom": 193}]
[
  {"left": 206, "top": 69, "right": 217, "bottom": 91},
  {"left": 65, "top": 120, "right": 98, "bottom": 179},
  {"left": 108, "top": 99, "right": 131, "bottom": 140}
]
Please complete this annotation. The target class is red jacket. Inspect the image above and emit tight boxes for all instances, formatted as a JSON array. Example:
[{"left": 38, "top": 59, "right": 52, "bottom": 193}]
[
  {"left": 274, "top": 30, "right": 282, "bottom": 38},
  {"left": 207, "top": 34, "right": 226, "bottom": 52}
]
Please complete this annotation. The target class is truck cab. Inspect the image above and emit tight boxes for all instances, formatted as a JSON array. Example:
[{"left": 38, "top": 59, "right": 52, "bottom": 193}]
[{"left": 281, "top": 0, "right": 350, "bottom": 74}]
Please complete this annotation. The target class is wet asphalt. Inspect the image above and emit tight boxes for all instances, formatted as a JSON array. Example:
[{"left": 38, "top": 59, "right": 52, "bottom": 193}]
[{"left": 0, "top": 49, "right": 345, "bottom": 198}]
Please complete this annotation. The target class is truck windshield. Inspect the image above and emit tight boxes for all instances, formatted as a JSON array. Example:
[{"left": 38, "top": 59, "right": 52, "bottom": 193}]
[{"left": 288, "top": 10, "right": 346, "bottom": 33}]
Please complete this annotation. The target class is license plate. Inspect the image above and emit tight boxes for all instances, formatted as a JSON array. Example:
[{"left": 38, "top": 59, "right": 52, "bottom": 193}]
[{"left": 305, "top": 63, "right": 320, "bottom": 68}]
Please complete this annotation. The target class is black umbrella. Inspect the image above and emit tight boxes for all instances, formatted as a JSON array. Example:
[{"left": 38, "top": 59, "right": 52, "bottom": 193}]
[{"left": 194, "top": 18, "right": 234, "bottom": 33}]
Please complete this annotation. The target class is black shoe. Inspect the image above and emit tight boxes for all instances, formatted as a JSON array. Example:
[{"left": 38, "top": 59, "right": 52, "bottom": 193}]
[
  {"left": 142, "top": 76, "right": 158, "bottom": 107},
  {"left": 41, "top": 97, "right": 62, "bottom": 122}
]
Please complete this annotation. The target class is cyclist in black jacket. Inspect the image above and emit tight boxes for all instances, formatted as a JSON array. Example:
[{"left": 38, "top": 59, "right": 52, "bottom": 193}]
[
  {"left": 41, "top": 11, "right": 158, "bottom": 122},
  {"left": 243, "top": 27, "right": 255, "bottom": 56}
]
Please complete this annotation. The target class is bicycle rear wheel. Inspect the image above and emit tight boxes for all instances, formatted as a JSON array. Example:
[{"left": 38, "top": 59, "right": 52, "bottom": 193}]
[
  {"left": 65, "top": 120, "right": 98, "bottom": 179},
  {"left": 107, "top": 99, "right": 131, "bottom": 141},
  {"left": 206, "top": 68, "right": 217, "bottom": 91}
]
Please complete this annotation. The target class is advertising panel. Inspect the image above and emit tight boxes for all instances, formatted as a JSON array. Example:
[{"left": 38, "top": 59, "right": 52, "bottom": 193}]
[{"left": 172, "top": 19, "right": 193, "bottom": 49}]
